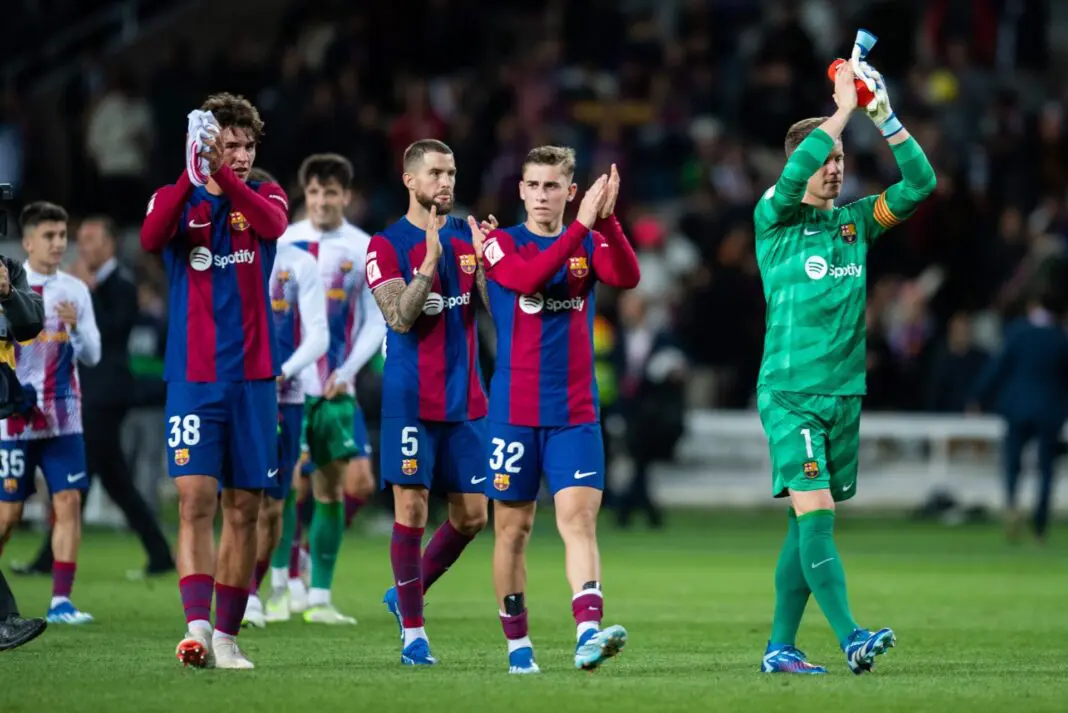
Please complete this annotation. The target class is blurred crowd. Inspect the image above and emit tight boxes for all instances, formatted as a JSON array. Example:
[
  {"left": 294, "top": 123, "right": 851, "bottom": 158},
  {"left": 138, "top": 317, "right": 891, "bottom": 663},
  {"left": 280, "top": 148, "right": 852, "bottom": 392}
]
[{"left": 2, "top": 0, "right": 1065, "bottom": 421}]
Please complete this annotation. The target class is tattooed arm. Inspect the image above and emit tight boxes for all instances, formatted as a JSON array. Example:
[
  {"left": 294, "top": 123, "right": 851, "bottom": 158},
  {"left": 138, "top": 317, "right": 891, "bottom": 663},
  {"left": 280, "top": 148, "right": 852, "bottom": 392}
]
[
  {"left": 371, "top": 275, "right": 433, "bottom": 334},
  {"left": 475, "top": 265, "right": 490, "bottom": 312}
]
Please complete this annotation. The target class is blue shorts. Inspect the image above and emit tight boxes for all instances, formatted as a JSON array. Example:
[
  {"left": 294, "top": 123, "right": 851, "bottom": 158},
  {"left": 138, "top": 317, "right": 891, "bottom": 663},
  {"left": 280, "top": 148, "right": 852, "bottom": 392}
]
[
  {"left": 380, "top": 417, "right": 486, "bottom": 494},
  {"left": 485, "top": 421, "right": 605, "bottom": 502},
  {"left": 0, "top": 434, "right": 88, "bottom": 502},
  {"left": 266, "top": 403, "right": 303, "bottom": 501},
  {"left": 166, "top": 380, "right": 278, "bottom": 490},
  {"left": 300, "top": 402, "right": 372, "bottom": 476}
]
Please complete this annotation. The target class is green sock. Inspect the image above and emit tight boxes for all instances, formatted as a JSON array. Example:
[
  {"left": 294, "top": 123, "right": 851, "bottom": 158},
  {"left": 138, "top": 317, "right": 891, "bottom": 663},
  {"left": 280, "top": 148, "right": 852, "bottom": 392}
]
[
  {"left": 769, "top": 509, "right": 810, "bottom": 647},
  {"left": 309, "top": 500, "right": 343, "bottom": 591},
  {"left": 797, "top": 509, "right": 858, "bottom": 647},
  {"left": 270, "top": 489, "right": 298, "bottom": 570}
]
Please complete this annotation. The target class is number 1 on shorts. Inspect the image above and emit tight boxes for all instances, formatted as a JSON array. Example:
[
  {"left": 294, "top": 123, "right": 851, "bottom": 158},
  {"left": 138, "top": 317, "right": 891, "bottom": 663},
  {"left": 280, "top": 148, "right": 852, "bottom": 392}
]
[{"left": 800, "top": 428, "right": 814, "bottom": 458}]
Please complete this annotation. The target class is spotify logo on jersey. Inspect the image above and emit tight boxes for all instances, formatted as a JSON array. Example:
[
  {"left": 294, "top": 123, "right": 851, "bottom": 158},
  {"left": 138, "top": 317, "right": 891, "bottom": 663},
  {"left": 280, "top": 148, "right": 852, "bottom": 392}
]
[
  {"left": 804, "top": 256, "right": 828, "bottom": 279},
  {"left": 518, "top": 293, "right": 586, "bottom": 314},
  {"left": 422, "top": 292, "right": 470, "bottom": 315},
  {"left": 189, "top": 247, "right": 213, "bottom": 272},
  {"left": 805, "top": 255, "right": 863, "bottom": 280}
]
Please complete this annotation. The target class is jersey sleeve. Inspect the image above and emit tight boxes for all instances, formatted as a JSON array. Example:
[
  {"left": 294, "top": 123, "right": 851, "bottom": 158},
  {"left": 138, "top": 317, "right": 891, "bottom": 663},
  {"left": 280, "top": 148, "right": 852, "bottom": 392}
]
[
  {"left": 69, "top": 278, "right": 101, "bottom": 367},
  {"left": 141, "top": 173, "right": 194, "bottom": 252},
  {"left": 213, "top": 166, "right": 290, "bottom": 239},
  {"left": 754, "top": 128, "right": 836, "bottom": 234},
  {"left": 589, "top": 217, "right": 640, "bottom": 289},
  {"left": 335, "top": 277, "right": 387, "bottom": 384},
  {"left": 366, "top": 235, "right": 404, "bottom": 291},
  {"left": 483, "top": 223, "right": 588, "bottom": 294},
  {"left": 281, "top": 253, "right": 329, "bottom": 380}
]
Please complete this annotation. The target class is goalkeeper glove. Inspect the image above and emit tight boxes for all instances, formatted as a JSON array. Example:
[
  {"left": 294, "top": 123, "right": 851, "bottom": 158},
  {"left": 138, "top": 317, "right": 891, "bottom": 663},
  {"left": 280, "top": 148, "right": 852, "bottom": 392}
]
[
  {"left": 185, "top": 110, "right": 220, "bottom": 187},
  {"left": 851, "top": 56, "right": 903, "bottom": 139}
]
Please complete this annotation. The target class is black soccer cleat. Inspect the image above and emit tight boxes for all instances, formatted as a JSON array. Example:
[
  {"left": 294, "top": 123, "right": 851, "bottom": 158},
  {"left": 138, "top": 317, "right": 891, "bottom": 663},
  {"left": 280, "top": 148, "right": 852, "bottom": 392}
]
[{"left": 0, "top": 615, "right": 47, "bottom": 651}]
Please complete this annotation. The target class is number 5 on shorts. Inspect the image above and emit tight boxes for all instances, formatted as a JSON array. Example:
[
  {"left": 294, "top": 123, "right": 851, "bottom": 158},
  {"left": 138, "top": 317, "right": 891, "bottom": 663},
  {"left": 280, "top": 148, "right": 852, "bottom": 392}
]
[{"left": 401, "top": 426, "right": 418, "bottom": 456}]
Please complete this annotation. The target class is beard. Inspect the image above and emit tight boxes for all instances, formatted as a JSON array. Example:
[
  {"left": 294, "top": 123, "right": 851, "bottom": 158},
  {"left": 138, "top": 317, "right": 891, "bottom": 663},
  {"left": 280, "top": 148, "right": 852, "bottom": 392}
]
[{"left": 416, "top": 190, "right": 453, "bottom": 214}]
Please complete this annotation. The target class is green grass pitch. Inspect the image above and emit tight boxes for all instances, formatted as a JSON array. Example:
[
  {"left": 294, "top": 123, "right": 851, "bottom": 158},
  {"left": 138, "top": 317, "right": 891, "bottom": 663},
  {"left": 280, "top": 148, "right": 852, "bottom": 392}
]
[{"left": 2, "top": 510, "right": 1066, "bottom": 713}]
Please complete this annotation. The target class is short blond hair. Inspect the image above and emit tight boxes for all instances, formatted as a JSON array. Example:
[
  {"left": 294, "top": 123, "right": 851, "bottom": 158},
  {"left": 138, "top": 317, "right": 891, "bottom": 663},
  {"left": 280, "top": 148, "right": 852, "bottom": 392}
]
[
  {"left": 784, "top": 117, "right": 828, "bottom": 156},
  {"left": 522, "top": 145, "right": 577, "bottom": 179}
]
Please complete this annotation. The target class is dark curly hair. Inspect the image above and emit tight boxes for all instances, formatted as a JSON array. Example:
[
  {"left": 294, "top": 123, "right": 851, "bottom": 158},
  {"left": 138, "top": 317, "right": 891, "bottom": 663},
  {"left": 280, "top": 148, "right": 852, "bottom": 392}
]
[{"left": 200, "top": 92, "right": 265, "bottom": 141}]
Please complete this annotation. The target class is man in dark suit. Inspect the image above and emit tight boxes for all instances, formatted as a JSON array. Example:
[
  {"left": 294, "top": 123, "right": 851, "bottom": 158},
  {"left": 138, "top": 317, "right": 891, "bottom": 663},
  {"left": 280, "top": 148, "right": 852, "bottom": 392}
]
[
  {"left": 0, "top": 250, "right": 48, "bottom": 650},
  {"left": 19, "top": 216, "right": 173, "bottom": 576},
  {"left": 971, "top": 296, "right": 1068, "bottom": 543}
]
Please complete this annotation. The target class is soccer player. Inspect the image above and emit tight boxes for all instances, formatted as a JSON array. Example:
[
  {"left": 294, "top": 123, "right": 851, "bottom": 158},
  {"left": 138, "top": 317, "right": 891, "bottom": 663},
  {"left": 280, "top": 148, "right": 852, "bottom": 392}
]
[
  {"left": 470, "top": 150, "right": 640, "bottom": 673},
  {"left": 268, "top": 153, "right": 385, "bottom": 624},
  {"left": 367, "top": 139, "right": 489, "bottom": 665},
  {"left": 241, "top": 167, "right": 329, "bottom": 629},
  {"left": 754, "top": 62, "right": 935, "bottom": 674},
  {"left": 0, "top": 201, "right": 100, "bottom": 625},
  {"left": 141, "top": 93, "right": 289, "bottom": 669}
]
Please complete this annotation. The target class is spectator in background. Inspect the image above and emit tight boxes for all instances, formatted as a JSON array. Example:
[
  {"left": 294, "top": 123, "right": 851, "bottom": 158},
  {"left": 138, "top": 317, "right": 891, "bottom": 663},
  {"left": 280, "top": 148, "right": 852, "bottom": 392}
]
[
  {"left": 18, "top": 217, "right": 173, "bottom": 577},
  {"left": 970, "top": 290, "right": 1068, "bottom": 544},
  {"left": 615, "top": 291, "right": 687, "bottom": 529},
  {"left": 84, "top": 70, "right": 154, "bottom": 225},
  {"left": 926, "top": 311, "right": 989, "bottom": 412}
]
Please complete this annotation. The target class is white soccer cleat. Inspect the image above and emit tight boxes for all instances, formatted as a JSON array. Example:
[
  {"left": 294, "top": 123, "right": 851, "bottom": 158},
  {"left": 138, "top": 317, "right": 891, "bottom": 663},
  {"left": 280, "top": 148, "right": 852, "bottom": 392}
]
[
  {"left": 288, "top": 581, "right": 309, "bottom": 614},
  {"left": 303, "top": 603, "right": 357, "bottom": 625},
  {"left": 264, "top": 590, "right": 291, "bottom": 623},
  {"left": 242, "top": 594, "right": 266, "bottom": 629},
  {"left": 176, "top": 629, "right": 215, "bottom": 669},
  {"left": 213, "top": 637, "right": 255, "bottom": 669}
]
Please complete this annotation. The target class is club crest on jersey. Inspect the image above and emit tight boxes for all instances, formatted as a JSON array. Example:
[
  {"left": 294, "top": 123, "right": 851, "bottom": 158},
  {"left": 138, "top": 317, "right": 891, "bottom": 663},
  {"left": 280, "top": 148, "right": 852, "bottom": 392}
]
[
  {"left": 229, "top": 212, "right": 249, "bottom": 231},
  {"left": 803, "top": 460, "right": 819, "bottom": 479},
  {"left": 3, "top": 478, "right": 16, "bottom": 493},
  {"left": 493, "top": 473, "right": 510, "bottom": 491},
  {"left": 840, "top": 222, "right": 858, "bottom": 244},
  {"left": 340, "top": 260, "right": 354, "bottom": 274},
  {"left": 569, "top": 256, "right": 589, "bottom": 278},
  {"left": 402, "top": 459, "right": 418, "bottom": 476},
  {"left": 174, "top": 448, "right": 190, "bottom": 466},
  {"left": 458, "top": 253, "right": 477, "bottom": 275},
  {"left": 277, "top": 270, "right": 291, "bottom": 283}
]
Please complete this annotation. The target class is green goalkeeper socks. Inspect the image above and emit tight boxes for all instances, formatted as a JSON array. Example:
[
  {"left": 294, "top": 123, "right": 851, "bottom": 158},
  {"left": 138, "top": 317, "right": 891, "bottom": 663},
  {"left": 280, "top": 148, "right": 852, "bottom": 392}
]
[
  {"left": 798, "top": 509, "right": 859, "bottom": 647},
  {"left": 270, "top": 489, "right": 298, "bottom": 570},
  {"left": 769, "top": 509, "right": 810, "bottom": 646},
  {"left": 309, "top": 500, "right": 343, "bottom": 591}
]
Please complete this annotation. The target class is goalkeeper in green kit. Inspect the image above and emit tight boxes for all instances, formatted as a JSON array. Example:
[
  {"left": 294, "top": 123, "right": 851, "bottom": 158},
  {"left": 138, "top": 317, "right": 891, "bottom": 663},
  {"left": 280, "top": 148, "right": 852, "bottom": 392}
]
[{"left": 755, "top": 32, "right": 936, "bottom": 675}]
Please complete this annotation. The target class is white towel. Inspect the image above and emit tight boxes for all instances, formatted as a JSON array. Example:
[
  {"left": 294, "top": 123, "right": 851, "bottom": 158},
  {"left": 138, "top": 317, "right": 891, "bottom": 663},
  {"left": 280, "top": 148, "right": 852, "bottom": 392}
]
[{"left": 185, "top": 110, "right": 220, "bottom": 187}]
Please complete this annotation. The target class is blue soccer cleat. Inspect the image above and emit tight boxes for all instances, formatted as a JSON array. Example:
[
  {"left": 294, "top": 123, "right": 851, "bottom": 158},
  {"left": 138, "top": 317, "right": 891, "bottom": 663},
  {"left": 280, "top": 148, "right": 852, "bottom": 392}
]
[
  {"left": 844, "top": 627, "right": 896, "bottom": 674},
  {"left": 760, "top": 643, "right": 827, "bottom": 674},
  {"left": 401, "top": 637, "right": 437, "bottom": 666},
  {"left": 383, "top": 586, "right": 402, "bottom": 640},
  {"left": 574, "top": 624, "right": 627, "bottom": 671},
  {"left": 46, "top": 600, "right": 93, "bottom": 625},
  {"left": 508, "top": 646, "right": 540, "bottom": 675}
]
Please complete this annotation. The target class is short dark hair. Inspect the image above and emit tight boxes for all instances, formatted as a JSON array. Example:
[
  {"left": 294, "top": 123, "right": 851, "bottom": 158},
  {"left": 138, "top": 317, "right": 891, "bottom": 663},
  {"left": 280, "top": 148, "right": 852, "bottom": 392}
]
[
  {"left": 403, "top": 139, "right": 452, "bottom": 174},
  {"left": 784, "top": 117, "right": 829, "bottom": 156},
  {"left": 298, "top": 154, "right": 353, "bottom": 190},
  {"left": 248, "top": 167, "right": 279, "bottom": 184},
  {"left": 522, "top": 145, "right": 577, "bottom": 179},
  {"left": 20, "top": 201, "right": 69, "bottom": 231},
  {"left": 80, "top": 214, "right": 117, "bottom": 241},
  {"left": 201, "top": 92, "right": 265, "bottom": 141}
]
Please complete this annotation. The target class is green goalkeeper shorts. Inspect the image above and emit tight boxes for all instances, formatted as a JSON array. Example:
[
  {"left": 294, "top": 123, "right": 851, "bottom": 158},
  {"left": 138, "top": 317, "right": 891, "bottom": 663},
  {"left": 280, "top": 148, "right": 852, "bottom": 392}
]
[
  {"left": 756, "top": 389, "right": 862, "bottom": 502},
  {"left": 300, "top": 394, "right": 360, "bottom": 470}
]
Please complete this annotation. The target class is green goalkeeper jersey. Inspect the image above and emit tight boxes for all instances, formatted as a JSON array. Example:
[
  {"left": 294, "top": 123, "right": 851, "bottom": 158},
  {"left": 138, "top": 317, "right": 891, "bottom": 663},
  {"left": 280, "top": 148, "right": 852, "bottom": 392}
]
[{"left": 754, "top": 127, "right": 936, "bottom": 396}]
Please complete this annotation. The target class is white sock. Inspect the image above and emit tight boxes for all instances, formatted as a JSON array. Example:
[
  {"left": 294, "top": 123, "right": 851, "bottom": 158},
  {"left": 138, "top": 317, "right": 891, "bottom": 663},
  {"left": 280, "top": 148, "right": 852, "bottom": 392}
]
[
  {"left": 246, "top": 594, "right": 263, "bottom": 610},
  {"left": 577, "top": 621, "right": 599, "bottom": 642},
  {"left": 50, "top": 596, "right": 70, "bottom": 609},
  {"left": 507, "top": 635, "right": 533, "bottom": 654},
  {"left": 288, "top": 578, "right": 306, "bottom": 596},
  {"left": 403, "top": 626, "right": 428, "bottom": 647},
  {"left": 270, "top": 567, "right": 288, "bottom": 591},
  {"left": 308, "top": 587, "right": 330, "bottom": 607},
  {"left": 188, "top": 619, "right": 212, "bottom": 637}
]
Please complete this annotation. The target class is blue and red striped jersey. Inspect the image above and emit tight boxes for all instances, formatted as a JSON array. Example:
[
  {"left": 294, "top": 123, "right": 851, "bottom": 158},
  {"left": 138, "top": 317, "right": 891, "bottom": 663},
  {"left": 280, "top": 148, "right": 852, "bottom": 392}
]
[
  {"left": 365, "top": 216, "right": 487, "bottom": 422},
  {"left": 157, "top": 180, "right": 285, "bottom": 382},
  {"left": 483, "top": 224, "right": 602, "bottom": 427}
]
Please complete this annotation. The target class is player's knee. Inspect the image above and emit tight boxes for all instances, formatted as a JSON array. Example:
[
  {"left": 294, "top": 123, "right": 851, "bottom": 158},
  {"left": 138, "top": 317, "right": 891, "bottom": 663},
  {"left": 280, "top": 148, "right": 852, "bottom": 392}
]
[
  {"left": 496, "top": 510, "right": 533, "bottom": 551},
  {"left": 0, "top": 503, "right": 22, "bottom": 537},
  {"left": 52, "top": 490, "right": 82, "bottom": 519},
  {"left": 179, "top": 491, "right": 217, "bottom": 523},
  {"left": 555, "top": 502, "right": 598, "bottom": 540},
  {"left": 394, "top": 487, "right": 429, "bottom": 527},
  {"left": 344, "top": 459, "right": 374, "bottom": 498}
]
